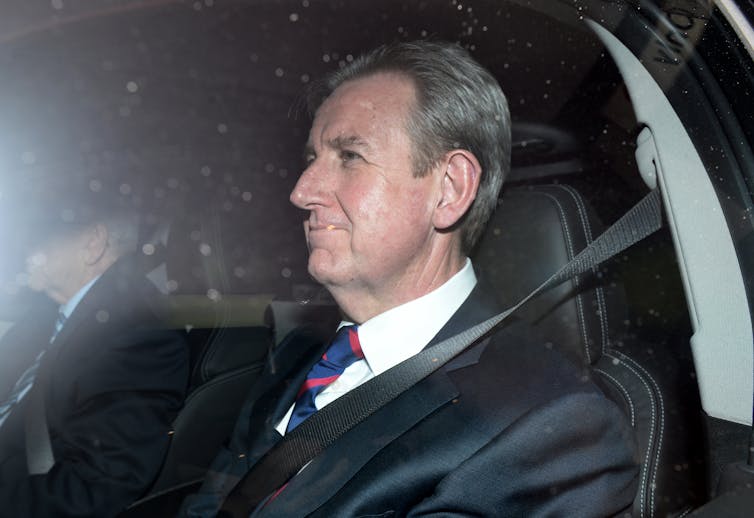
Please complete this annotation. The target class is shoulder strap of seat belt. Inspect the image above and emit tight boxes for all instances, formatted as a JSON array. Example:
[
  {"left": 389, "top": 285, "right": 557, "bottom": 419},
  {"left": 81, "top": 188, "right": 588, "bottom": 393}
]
[{"left": 221, "top": 187, "right": 663, "bottom": 517}]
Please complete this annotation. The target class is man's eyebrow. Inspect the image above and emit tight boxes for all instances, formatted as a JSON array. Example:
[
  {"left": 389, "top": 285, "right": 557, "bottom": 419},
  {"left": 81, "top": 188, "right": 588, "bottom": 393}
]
[
  {"left": 328, "top": 135, "right": 370, "bottom": 151},
  {"left": 303, "top": 135, "right": 370, "bottom": 160}
]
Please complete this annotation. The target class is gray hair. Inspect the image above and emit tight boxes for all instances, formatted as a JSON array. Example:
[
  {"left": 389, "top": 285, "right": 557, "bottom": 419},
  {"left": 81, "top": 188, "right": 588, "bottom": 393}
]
[{"left": 307, "top": 40, "right": 511, "bottom": 253}]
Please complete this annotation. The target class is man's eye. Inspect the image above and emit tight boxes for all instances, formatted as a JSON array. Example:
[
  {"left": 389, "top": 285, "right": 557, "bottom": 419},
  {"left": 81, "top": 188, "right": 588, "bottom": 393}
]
[
  {"left": 340, "top": 150, "right": 362, "bottom": 163},
  {"left": 304, "top": 153, "right": 316, "bottom": 166}
]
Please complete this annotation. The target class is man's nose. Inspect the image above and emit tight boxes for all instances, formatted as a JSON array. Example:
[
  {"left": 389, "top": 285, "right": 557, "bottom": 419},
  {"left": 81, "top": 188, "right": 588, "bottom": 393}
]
[{"left": 290, "top": 162, "right": 325, "bottom": 209}]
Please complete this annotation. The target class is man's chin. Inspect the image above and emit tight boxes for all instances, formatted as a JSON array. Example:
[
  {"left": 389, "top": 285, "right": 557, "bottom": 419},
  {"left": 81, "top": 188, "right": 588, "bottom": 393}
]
[{"left": 307, "top": 255, "right": 347, "bottom": 289}]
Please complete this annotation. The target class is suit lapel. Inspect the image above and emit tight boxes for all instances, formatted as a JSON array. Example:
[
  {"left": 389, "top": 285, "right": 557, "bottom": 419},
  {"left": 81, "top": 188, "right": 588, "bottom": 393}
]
[
  {"left": 238, "top": 326, "right": 332, "bottom": 467},
  {"left": 260, "top": 370, "right": 459, "bottom": 517},
  {"left": 259, "top": 285, "right": 504, "bottom": 517}
]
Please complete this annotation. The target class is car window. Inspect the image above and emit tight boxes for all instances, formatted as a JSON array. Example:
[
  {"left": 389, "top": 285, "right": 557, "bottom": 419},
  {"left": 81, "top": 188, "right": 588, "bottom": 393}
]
[{"left": 1, "top": 1, "right": 753, "bottom": 516}]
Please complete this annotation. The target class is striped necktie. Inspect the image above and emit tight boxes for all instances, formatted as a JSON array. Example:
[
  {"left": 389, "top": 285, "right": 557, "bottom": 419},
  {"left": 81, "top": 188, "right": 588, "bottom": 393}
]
[
  {"left": 0, "top": 311, "right": 66, "bottom": 428},
  {"left": 50, "top": 310, "right": 67, "bottom": 342},
  {"left": 286, "top": 325, "right": 363, "bottom": 432}
]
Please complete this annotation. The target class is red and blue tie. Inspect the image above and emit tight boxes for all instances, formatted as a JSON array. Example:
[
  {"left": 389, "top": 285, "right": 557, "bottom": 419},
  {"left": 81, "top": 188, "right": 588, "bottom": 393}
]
[{"left": 286, "top": 325, "right": 363, "bottom": 432}]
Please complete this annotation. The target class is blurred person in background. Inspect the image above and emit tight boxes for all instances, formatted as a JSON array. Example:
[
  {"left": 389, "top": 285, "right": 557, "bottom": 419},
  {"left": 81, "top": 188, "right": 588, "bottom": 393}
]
[{"left": 0, "top": 180, "right": 189, "bottom": 517}]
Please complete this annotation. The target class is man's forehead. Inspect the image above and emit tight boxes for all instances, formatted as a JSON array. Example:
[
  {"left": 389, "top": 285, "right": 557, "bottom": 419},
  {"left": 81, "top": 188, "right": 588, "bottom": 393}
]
[{"left": 308, "top": 74, "right": 415, "bottom": 147}]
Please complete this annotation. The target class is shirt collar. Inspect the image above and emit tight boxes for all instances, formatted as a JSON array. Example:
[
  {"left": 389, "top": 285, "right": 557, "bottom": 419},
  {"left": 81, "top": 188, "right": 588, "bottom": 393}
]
[
  {"left": 340, "top": 258, "right": 477, "bottom": 376},
  {"left": 59, "top": 275, "right": 100, "bottom": 320}
]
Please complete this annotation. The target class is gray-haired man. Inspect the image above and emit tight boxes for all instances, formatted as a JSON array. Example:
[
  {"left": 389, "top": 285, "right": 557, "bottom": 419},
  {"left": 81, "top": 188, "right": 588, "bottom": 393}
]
[{"left": 183, "top": 40, "right": 638, "bottom": 517}]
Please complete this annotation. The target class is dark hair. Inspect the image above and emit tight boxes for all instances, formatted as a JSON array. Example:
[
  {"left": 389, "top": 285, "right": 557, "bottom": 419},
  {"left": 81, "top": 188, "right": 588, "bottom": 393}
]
[{"left": 307, "top": 40, "right": 511, "bottom": 253}]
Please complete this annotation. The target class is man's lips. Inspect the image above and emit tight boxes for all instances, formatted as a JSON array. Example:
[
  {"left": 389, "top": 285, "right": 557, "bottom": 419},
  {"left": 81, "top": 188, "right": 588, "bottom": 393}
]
[{"left": 306, "top": 221, "right": 341, "bottom": 232}]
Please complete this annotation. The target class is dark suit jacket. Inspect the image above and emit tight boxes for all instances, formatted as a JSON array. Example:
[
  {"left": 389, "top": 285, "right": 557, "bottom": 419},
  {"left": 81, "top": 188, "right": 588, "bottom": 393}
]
[
  {"left": 182, "top": 285, "right": 639, "bottom": 517},
  {"left": 0, "top": 255, "right": 189, "bottom": 518}
]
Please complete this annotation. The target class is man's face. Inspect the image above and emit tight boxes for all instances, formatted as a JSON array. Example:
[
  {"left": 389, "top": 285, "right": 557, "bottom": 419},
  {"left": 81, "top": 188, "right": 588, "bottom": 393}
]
[
  {"left": 290, "top": 72, "right": 443, "bottom": 313},
  {"left": 25, "top": 227, "right": 89, "bottom": 304}
]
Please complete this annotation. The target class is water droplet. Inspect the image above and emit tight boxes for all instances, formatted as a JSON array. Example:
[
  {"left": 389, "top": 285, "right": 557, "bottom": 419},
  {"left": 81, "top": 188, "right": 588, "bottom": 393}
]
[
  {"left": 119, "top": 183, "right": 132, "bottom": 195},
  {"left": 126, "top": 81, "right": 139, "bottom": 93},
  {"left": 96, "top": 310, "right": 110, "bottom": 323},
  {"left": 166, "top": 279, "right": 179, "bottom": 292},
  {"left": 199, "top": 243, "right": 212, "bottom": 256},
  {"left": 234, "top": 266, "right": 246, "bottom": 278},
  {"left": 242, "top": 191, "right": 252, "bottom": 202},
  {"left": 51, "top": 0, "right": 64, "bottom": 10},
  {"left": 217, "top": 123, "right": 228, "bottom": 134},
  {"left": 200, "top": 165, "right": 212, "bottom": 176},
  {"left": 207, "top": 288, "right": 221, "bottom": 301},
  {"left": 89, "top": 179, "right": 102, "bottom": 192},
  {"left": 142, "top": 243, "right": 156, "bottom": 256},
  {"left": 289, "top": 13, "right": 299, "bottom": 22},
  {"left": 275, "top": 68, "right": 284, "bottom": 77},
  {"left": 281, "top": 267, "right": 292, "bottom": 278}
]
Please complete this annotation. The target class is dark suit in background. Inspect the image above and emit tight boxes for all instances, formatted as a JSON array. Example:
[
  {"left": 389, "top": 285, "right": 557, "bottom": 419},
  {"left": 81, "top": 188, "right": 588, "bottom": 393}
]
[
  {"left": 183, "top": 286, "right": 638, "bottom": 517},
  {"left": 0, "top": 255, "right": 189, "bottom": 517}
]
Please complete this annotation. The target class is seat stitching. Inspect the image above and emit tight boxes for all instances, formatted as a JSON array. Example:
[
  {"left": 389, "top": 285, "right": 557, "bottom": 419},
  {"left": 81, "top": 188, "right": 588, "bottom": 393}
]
[
  {"left": 560, "top": 184, "right": 610, "bottom": 356},
  {"left": 593, "top": 368, "right": 636, "bottom": 426},
  {"left": 612, "top": 351, "right": 665, "bottom": 518},
  {"left": 538, "top": 191, "right": 591, "bottom": 364},
  {"left": 606, "top": 351, "right": 664, "bottom": 518},
  {"left": 594, "top": 288, "right": 609, "bottom": 354}
]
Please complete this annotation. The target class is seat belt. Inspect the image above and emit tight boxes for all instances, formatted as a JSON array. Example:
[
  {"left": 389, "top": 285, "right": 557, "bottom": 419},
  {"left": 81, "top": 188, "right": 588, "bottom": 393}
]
[{"left": 220, "top": 187, "right": 663, "bottom": 516}]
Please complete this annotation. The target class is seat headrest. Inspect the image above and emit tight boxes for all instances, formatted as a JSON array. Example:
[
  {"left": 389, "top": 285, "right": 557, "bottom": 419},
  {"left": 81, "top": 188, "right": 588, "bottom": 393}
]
[
  {"left": 188, "top": 326, "right": 272, "bottom": 387},
  {"left": 474, "top": 184, "right": 627, "bottom": 365}
]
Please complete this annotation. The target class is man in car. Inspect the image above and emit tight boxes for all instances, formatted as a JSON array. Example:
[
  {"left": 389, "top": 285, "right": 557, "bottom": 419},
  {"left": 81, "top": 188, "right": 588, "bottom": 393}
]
[
  {"left": 0, "top": 184, "right": 189, "bottom": 517},
  {"left": 182, "top": 40, "right": 638, "bottom": 517}
]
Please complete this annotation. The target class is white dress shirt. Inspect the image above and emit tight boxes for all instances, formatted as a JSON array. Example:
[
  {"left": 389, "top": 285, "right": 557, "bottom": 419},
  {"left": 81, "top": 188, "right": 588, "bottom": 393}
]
[{"left": 276, "top": 258, "right": 477, "bottom": 435}]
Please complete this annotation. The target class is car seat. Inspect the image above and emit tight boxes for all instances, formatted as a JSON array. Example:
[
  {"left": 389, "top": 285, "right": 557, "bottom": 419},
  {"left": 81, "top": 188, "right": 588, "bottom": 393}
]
[{"left": 473, "top": 184, "right": 706, "bottom": 517}]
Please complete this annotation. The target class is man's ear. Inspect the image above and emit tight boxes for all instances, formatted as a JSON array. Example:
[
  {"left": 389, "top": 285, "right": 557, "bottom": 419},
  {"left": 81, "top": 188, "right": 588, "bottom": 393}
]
[
  {"left": 432, "top": 150, "right": 482, "bottom": 230},
  {"left": 82, "top": 223, "right": 109, "bottom": 266}
]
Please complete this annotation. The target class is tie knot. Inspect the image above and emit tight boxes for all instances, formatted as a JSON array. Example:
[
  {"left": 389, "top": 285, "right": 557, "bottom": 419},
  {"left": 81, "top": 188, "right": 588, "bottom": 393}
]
[{"left": 322, "top": 325, "right": 363, "bottom": 368}]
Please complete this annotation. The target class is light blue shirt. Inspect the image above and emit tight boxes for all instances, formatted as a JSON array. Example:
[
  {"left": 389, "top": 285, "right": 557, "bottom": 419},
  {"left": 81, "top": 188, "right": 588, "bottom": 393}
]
[{"left": 59, "top": 275, "right": 101, "bottom": 322}]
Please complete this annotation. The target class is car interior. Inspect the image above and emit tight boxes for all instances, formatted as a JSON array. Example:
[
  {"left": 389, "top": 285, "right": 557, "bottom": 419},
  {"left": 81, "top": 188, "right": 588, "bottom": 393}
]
[{"left": 1, "top": 1, "right": 753, "bottom": 516}]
